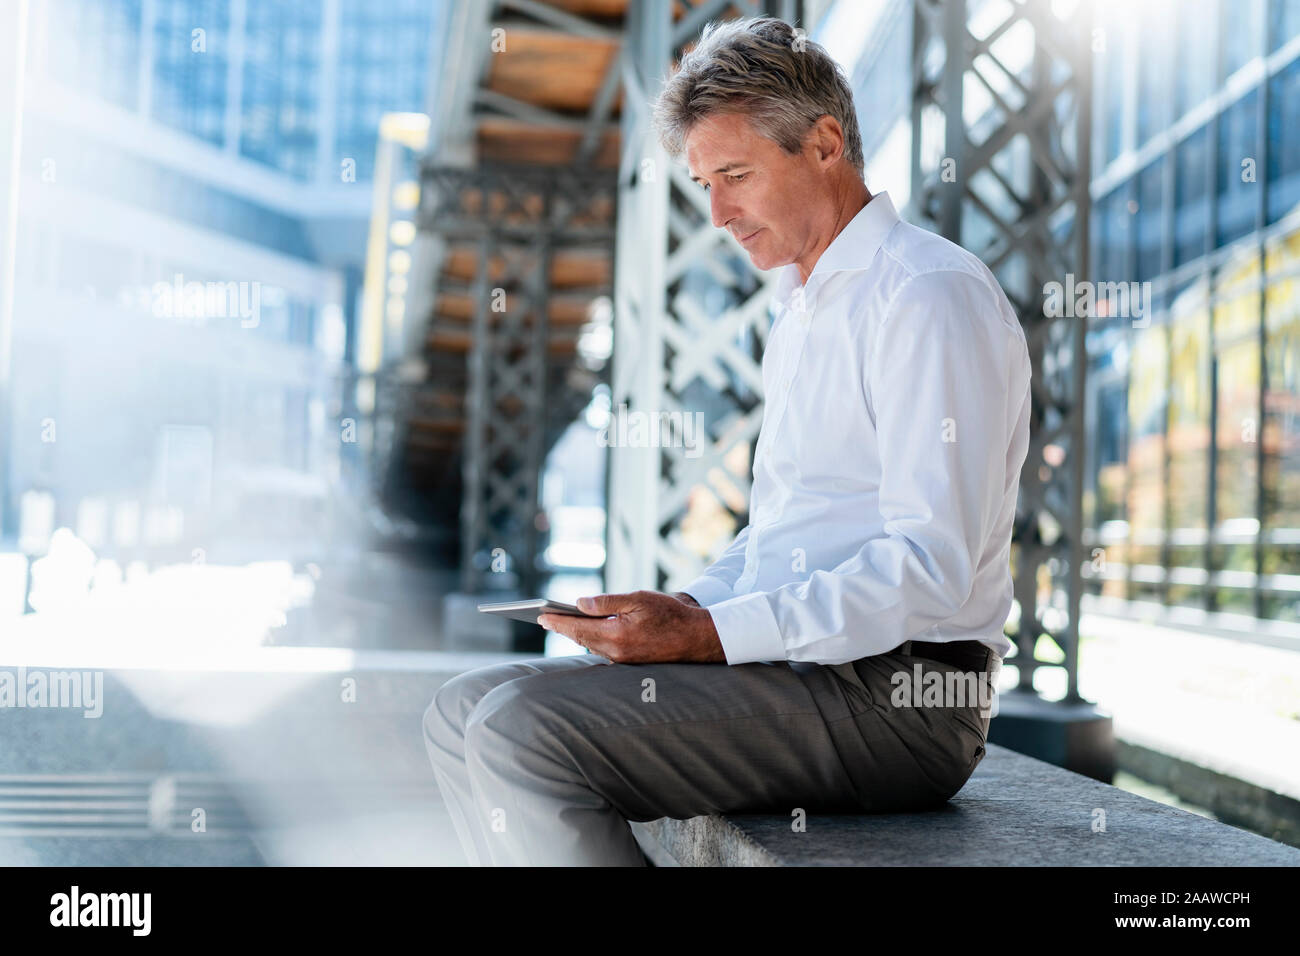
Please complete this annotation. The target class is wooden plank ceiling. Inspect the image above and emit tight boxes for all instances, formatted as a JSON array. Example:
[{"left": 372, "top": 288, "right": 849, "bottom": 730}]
[
  {"left": 474, "top": 0, "right": 628, "bottom": 167},
  {"left": 409, "top": 0, "right": 710, "bottom": 476}
]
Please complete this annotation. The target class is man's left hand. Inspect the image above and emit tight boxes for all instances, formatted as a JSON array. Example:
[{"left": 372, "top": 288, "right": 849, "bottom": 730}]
[{"left": 538, "top": 590, "right": 726, "bottom": 664}]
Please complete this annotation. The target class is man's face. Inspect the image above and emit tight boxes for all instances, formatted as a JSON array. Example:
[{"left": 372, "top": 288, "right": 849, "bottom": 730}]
[{"left": 684, "top": 111, "right": 820, "bottom": 272}]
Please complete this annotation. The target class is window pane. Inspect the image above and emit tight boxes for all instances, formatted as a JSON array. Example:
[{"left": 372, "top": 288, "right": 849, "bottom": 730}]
[
  {"left": 1221, "top": 0, "right": 1263, "bottom": 79},
  {"left": 1088, "top": 347, "right": 1131, "bottom": 601},
  {"left": 1127, "top": 321, "right": 1168, "bottom": 603},
  {"left": 334, "top": 0, "right": 435, "bottom": 181},
  {"left": 1136, "top": 158, "right": 1165, "bottom": 281},
  {"left": 1175, "top": 126, "right": 1212, "bottom": 266},
  {"left": 1218, "top": 90, "right": 1261, "bottom": 247},
  {"left": 1096, "top": 21, "right": 1127, "bottom": 165},
  {"left": 1176, "top": 0, "right": 1218, "bottom": 118},
  {"left": 1136, "top": 1, "right": 1173, "bottom": 144},
  {"left": 1263, "top": 232, "right": 1300, "bottom": 526},
  {"left": 45, "top": 0, "right": 142, "bottom": 111},
  {"left": 1169, "top": 283, "right": 1212, "bottom": 608},
  {"left": 1096, "top": 186, "right": 1134, "bottom": 281},
  {"left": 1269, "top": 0, "right": 1300, "bottom": 51},
  {"left": 151, "top": 0, "right": 230, "bottom": 146},
  {"left": 1262, "top": 230, "right": 1300, "bottom": 620},
  {"left": 1267, "top": 58, "right": 1300, "bottom": 224},
  {"left": 1211, "top": 252, "right": 1263, "bottom": 611},
  {"left": 240, "top": 3, "right": 323, "bottom": 181}
]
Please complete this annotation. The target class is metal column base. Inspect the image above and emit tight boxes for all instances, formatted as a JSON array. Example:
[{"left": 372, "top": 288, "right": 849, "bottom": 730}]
[{"left": 988, "top": 688, "right": 1117, "bottom": 783}]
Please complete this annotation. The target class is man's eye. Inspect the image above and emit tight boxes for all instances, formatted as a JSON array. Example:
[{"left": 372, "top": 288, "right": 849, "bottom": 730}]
[{"left": 698, "top": 174, "right": 746, "bottom": 191}]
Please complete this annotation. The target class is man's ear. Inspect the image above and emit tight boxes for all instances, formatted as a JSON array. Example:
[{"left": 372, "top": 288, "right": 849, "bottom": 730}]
[{"left": 811, "top": 114, "right": 845, "bottom": 168}]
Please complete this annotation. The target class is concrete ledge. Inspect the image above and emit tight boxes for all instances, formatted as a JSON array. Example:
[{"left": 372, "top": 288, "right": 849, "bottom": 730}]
[
  {"left": 1117, "top": 739, "right": 1300, "bottom": 849},
  {"left": 632, "top": 744, "right": 1300, "bottom": 866}
]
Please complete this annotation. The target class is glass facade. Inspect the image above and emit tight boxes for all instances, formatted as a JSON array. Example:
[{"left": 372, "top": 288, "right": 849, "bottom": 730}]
[
  {"left": 46, "top": 0, "right": 142, "bottom": 111},
  {"left": 151, "top": 0, "right": 231, "bottom": 145},
  {"left": 241, "top": 1, "right": 324, "bottom": 180},
  {"left": 26, "top": 117, "right": 317, "bottom": 260},
  {"left": 1087, "top": 0, "right": 1300, "bottom": 623},
  {"left": 1268, "top": 57, "right": 1300, "bottom": 223},
  {"left": 335, "top": 0, "right": 436, "bottom": 182},
  {"left": 8, "top": 0, "right": 445, "bottom": 564},
  {"left": 44, "top": 0, "right": 438, "bottom": 185}
]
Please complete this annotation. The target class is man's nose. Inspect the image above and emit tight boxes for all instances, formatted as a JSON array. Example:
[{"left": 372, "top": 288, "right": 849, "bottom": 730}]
[{"left": 710, "top": 189, "right": 737, "bottom": 230}]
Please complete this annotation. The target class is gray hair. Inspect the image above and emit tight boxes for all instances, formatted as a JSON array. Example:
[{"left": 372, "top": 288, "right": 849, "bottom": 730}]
[{"left": 651, "top": 15, "right": 864, "bottom": 177}]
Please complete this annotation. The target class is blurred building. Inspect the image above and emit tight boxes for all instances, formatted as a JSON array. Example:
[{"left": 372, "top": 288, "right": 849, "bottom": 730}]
[
  {"left": 828, "top": 0, "right": 1300, "bottom": 632},
  {"left": 3, "top": 0, "right": 449, "bottom": 568},
  {"left": 1086, "top": 0, "right": 1300, "bottom": 627}
]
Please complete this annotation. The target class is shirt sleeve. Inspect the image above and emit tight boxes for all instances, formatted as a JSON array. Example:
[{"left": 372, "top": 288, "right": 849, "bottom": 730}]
[
  {"left": 678, "top": 523, "right": 752, "bottom": 607},
  {"left": 706, "top": 269, "right": 1022, "bottom": 665}
]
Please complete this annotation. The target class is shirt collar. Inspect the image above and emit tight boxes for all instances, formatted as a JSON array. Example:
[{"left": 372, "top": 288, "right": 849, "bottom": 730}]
[{"left": 773, "top": 190, "right": 900, "bottom": 314}]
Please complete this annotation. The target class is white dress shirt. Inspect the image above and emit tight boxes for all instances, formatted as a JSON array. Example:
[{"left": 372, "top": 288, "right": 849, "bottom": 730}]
[{"left": 680, "top": 191, "right": 1030, "bottom": 665}]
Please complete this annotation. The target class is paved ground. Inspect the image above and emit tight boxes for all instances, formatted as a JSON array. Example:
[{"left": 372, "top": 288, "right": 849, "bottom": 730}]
[
  {"left": 1076, "top": 612, "right": 1300, "bottom": 806},
  {"left": 0, "top": 645, "right": 513, "bottom": 865},
  {"left": 3, "top": 541, "right": 1298, "bottom": 865}
]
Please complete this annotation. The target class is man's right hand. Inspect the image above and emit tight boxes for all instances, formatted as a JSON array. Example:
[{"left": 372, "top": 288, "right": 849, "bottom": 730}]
[{"left": 672, "top": 591, "right": 701, "bottom": 608}]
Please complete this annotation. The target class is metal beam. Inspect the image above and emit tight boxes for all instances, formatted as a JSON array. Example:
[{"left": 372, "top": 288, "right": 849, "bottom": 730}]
[
  {"left": 910, "top": 0, "right": 1093, "bottom": 702},
  {"left": 577, "top": 46, "right": 625, "bottom": 166},
  {"left": 605, "top": 0, "right": 802, "bottom": 597},
  {"left": 419, "top": 164, "right": 617, "bottom": 605},
  {"left": 474, "top": 87, "right": 615, "bottom": 135},
  {"left": 498, "top": 0, "right": 623, "bottom": 41}
]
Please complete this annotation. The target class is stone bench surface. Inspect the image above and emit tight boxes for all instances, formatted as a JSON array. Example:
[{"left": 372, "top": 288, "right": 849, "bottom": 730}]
[{"left": 634, "top": 744, "right": 1300, "bottom": 866}]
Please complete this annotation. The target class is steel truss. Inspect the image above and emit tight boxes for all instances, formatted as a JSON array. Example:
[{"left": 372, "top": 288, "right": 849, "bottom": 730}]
[
  {"left": 910, "top": 0, "right": 1093, "bottom": 700},
  {"left": 605, "top": 0, "right": 805, "bottom": 596},
  {"left": 418, "top": 164, "right": 616, "bottom": 596}
]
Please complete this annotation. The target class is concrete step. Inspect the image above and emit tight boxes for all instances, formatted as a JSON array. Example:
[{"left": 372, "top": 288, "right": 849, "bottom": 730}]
[{"left": 631, "top": 744, "right": 1300, "bottom": 866}]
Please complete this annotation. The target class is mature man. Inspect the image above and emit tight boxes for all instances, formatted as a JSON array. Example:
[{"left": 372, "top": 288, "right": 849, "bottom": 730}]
[{"left": 423, "top": 15, "right": 1031, "bottom": 866}]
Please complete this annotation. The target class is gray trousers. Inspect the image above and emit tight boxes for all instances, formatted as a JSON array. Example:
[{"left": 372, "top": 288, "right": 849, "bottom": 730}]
[{"left": 421, "top": 645, "right": 994, "bottom": 866}]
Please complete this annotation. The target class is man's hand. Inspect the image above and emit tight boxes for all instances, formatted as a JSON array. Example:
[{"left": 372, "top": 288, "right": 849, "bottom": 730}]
[{"left": 538, "top": 590, "right": 725, "bottom": 664}]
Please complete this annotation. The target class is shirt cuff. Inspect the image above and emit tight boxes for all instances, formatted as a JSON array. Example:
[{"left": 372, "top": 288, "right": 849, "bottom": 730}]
[
  {"left": 705, "top": 590, "right": 787, "bottom": 664},
  {"left": 678, "top": 574, "right": 737, "bottom": 608}
]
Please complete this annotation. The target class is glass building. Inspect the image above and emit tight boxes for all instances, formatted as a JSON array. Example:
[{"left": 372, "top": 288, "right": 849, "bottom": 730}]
[
  {"left": 821, "top": 0, "right": 1300, "bottom": 634},
  {"left": 2, "top": 0, "right": 448, "bottom": 569},
  {"left": 1087, "top": 0, "right": 1300, "bottom": 626},
  {"left": 40, "top": 0, "right": 440, "bottom": 181}
]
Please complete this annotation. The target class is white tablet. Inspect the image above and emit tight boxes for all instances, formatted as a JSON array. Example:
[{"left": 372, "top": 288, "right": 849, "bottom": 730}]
[{"left": 476, "top": 598, "right": 603, "bottom": 626}]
